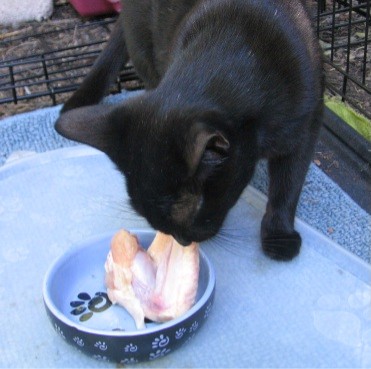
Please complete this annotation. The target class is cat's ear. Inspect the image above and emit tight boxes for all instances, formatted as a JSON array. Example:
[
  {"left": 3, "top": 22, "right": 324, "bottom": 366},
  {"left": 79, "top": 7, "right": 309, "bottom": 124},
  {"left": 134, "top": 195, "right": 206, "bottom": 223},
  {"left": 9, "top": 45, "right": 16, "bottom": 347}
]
[
  {"left": 55, "top": 105, "right": 122, "bottom": 153},
  {"left": 187, "top": 122, "right": 230, "bottom": 177}
]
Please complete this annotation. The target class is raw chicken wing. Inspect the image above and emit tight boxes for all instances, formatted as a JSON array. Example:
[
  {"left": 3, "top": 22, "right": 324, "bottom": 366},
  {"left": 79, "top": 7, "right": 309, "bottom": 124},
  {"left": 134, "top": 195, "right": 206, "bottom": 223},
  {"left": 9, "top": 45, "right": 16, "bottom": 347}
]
[{"left": 105, "top": 229, "right": 199, "bottom": 329}]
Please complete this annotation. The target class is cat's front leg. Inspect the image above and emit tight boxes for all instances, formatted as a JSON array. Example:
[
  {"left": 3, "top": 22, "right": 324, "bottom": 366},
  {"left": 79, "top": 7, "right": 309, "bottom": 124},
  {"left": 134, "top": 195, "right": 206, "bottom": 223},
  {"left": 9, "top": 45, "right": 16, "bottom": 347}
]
[{"left": 261, "top": 138, "right": 317, "bottom": 261}]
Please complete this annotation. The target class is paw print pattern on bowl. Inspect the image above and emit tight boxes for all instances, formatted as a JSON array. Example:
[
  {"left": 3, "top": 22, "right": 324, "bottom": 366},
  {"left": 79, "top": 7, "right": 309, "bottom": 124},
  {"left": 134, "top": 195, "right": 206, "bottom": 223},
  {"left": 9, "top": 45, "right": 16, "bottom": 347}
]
[
  {"left": 149, "top": 348, "right": 171, "bottom": 360},
  {"left": 73, "top": 336, "right": 85, "bottom": 347},
  {"left": 204, "top": 302, "right": 213, "bottom": 319},
  {"left": 152, "top": 334, "right": 170, "bottom": 349},
  {"left": 120, "top": 357, "right": 138, "bottom": 365},
  {"left": 70, "top": 292, "right": 112, "bottom": 322},
  {"left": 54, "top": 324, "right": 66, "bottom": 340},
  {"left": 124, "top": 343, "right": 138, "bottom": 353},
  {"left": 189, "top": 321, "right": 199, "bottom": 333},
  {"left": 175, "top": 327, "right": 187, "bottom": 339},
  {"left": 92, "top": 354, "right": 109, "bottom": 362},
  {"left": 94, "top": 341, "right": 108, "bottom": 351}
]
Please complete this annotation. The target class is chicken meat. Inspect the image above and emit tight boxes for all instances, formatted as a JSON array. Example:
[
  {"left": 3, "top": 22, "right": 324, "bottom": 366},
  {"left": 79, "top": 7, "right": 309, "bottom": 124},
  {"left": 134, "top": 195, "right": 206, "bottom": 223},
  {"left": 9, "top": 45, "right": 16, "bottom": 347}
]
[{"left": 105, "top": 229, "right": 200, "bottom": 329}]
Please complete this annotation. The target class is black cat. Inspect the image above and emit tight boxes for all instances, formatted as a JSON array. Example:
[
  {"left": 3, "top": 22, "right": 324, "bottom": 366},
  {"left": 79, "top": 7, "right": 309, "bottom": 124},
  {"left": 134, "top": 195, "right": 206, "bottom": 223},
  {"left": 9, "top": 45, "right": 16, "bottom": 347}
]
[{"left": 55, "top": 0, "right": 323, "bottom": 260}]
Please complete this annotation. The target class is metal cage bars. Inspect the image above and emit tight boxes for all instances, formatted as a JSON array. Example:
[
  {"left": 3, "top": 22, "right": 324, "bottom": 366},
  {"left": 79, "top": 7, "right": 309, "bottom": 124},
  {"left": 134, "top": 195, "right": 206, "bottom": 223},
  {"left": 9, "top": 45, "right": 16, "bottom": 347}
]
[
  {"left": 317, "top": 0, "right": 370, "bottom": 118},
  {"left": 0, "top": 1, "right": 370, "bottom": 119}
]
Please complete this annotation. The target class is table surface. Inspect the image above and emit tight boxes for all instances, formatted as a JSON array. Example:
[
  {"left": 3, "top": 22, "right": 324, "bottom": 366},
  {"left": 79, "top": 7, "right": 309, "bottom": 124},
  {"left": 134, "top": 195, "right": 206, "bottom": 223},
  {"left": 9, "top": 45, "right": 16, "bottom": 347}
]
[{"left": 0, "top": 146, "right": 370, "bottom": 368}]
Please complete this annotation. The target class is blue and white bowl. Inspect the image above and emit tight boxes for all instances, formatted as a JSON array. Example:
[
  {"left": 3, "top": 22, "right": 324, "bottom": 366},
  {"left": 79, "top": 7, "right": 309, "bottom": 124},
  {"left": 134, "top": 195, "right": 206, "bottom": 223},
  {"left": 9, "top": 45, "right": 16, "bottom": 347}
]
[{"left": 43, "top": 229, "right": 216, "bottom": 363}]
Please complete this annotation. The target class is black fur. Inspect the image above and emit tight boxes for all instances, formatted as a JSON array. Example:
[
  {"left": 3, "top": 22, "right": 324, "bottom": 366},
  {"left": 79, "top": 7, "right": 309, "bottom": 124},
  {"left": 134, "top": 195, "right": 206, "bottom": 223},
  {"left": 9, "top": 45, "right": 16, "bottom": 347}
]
[{"left": 55, "top": 0, "right": 323, "bottom": 261}]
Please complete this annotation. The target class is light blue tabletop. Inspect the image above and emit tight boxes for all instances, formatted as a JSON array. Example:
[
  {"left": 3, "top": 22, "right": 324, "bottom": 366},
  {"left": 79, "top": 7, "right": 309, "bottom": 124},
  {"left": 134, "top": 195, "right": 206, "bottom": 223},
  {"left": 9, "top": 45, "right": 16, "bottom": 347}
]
[{"left": 0, "top": 145, "right": 370, "bottom": 368}]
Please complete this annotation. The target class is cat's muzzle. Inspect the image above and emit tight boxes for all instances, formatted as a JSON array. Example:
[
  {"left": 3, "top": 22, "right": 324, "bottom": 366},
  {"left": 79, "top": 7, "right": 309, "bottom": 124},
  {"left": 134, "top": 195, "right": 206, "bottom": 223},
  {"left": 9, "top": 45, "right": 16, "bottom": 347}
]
[{"left": 173, "top": 233, "right": 192, "bottom": 247}]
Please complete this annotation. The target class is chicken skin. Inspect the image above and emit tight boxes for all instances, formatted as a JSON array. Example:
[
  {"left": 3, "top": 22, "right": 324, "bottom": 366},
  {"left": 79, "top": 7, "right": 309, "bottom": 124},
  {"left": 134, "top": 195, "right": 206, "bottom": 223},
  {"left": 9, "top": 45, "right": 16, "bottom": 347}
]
[{"left": 105, "top": 230, "right": 199, "bottom": 329}]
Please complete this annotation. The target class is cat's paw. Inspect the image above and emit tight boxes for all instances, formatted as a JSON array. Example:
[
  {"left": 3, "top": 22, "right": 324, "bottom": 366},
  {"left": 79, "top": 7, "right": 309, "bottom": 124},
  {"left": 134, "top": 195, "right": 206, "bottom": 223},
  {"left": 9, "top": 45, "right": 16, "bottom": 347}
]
[{"left": 261, "top": 230, "right": 301, "bottom": 261}]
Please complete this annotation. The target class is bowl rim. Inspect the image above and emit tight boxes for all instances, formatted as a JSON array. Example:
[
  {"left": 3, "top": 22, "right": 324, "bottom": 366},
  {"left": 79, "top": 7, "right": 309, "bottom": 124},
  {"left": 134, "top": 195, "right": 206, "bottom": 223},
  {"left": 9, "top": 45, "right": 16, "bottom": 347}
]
[{"left": 42, "top": 228, "right": 216, "bottom": 337}]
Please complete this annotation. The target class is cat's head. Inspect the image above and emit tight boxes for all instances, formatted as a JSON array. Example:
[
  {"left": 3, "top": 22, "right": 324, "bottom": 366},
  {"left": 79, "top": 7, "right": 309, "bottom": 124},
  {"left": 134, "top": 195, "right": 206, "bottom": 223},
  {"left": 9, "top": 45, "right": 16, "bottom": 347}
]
[{"left": 55, "top": 94, "right": 248, "bottom": 245}]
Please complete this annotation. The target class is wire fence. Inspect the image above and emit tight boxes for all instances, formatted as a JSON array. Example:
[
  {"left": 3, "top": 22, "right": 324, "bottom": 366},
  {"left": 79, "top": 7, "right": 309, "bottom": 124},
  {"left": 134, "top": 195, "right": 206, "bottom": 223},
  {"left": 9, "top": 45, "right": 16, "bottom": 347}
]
[
  {"left": 317, "top": 0, "right": 370, "bottom": 119},
  {"left": 0, "top": 0, "right": 370, "bottom": 120},
  {"left": 0, "top": 10, "right": 142, "bottom": 116}
]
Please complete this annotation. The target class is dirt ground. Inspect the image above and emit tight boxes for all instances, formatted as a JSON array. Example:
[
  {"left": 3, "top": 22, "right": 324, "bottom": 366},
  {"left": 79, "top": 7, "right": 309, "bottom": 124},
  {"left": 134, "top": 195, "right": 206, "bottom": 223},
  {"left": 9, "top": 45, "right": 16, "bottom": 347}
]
[
  {"left": 0, "top": 0, "right": 117, "bottom": 117},
  {"left": 0, "top": 0, "right": 370, "bottom": 119}
]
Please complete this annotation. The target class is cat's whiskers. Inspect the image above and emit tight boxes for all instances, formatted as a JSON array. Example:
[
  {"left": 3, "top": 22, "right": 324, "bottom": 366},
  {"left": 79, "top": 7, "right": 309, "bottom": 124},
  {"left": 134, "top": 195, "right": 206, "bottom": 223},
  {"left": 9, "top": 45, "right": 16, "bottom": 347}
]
[
  {"left": 97, "top": 199, "right": 147, "bottom": 223},
  {"left": 205, "top": 229, "right": 247, "bottom": 256}
]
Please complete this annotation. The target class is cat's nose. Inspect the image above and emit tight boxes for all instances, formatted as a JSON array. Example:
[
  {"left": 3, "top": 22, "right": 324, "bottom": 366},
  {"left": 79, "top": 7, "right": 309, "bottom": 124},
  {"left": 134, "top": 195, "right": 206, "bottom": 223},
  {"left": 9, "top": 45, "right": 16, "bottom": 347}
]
[{"left": 173, "top": 234, "right": 191, "bottom": 246}]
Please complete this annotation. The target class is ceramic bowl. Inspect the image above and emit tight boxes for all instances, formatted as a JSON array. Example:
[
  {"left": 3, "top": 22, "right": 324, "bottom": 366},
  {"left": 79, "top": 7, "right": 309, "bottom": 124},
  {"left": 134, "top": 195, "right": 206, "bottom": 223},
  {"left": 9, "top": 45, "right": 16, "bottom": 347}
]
[{"left": 43, "top": 229, "right": 216, "bottom": 364}]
